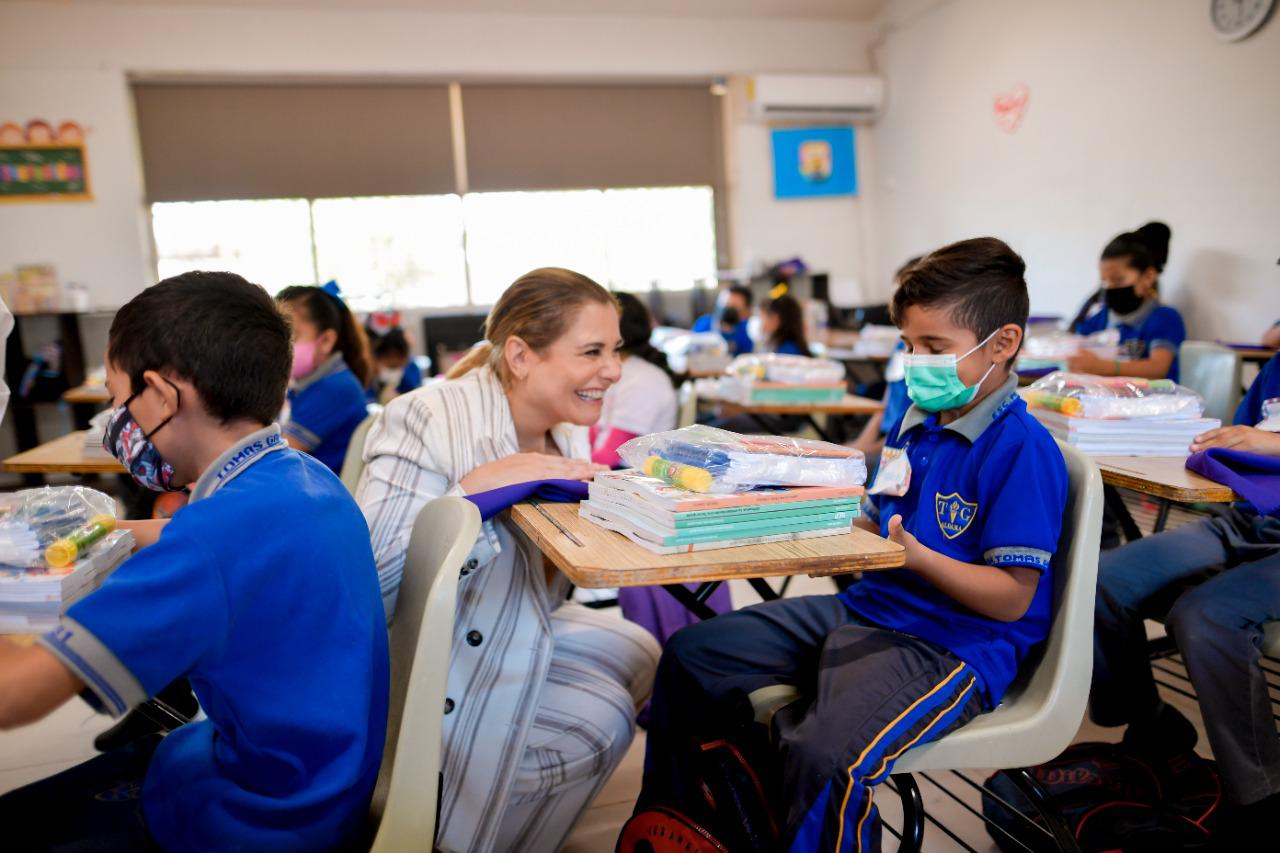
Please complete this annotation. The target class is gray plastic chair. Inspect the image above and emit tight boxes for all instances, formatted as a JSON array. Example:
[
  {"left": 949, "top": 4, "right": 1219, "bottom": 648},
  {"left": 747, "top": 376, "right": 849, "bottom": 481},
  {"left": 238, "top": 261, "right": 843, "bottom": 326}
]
[
  {"left": 891, "top": 442, "right": 1103, "bottom": 852},
  {"left": 368, "top": 496, "right": 481, "bottom": 853},
  {"left": 340, "top": 410, "right": 381, "bottom": 496},
  {"left": 1180, "top": 341, "right": 1242, "bottom": 424}
]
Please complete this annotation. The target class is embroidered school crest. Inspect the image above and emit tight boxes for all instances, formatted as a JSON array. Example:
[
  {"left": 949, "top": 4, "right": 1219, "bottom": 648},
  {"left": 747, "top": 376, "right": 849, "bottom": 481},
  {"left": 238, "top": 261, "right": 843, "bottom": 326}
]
[{"left": 935, "top": 492, "right": 978, "bottom": 540}]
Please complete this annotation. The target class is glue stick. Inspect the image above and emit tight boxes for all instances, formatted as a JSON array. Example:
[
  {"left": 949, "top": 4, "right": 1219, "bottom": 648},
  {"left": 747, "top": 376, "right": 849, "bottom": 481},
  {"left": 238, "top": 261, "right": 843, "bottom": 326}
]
[
  {"left": 45, "top": 514, "right": 116, "bottom": 569},
  {"left": 644, "top": 456, "right": 714, "bottom": 493}
]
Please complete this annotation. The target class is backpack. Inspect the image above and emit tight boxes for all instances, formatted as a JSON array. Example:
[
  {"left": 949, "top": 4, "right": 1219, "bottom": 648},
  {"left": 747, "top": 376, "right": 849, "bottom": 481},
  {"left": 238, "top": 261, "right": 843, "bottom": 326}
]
[
  {"left": 981, "top": 742, "right": 1221, "bottom": 853},
  {"left": 618, "top": 738, "right": 780, "bottom": 853}
]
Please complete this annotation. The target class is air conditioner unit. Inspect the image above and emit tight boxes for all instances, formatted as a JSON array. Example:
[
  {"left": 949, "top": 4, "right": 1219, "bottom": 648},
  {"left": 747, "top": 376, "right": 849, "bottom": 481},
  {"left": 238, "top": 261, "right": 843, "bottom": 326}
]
[{"left": 746, "top": 74, "right": 884, "bottom": 124}]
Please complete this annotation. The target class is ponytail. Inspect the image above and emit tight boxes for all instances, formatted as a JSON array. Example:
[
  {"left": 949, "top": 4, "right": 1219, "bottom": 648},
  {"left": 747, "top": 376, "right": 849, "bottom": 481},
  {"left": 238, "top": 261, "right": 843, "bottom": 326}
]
[
  {"left": 615, "top": 291, "right": 677, "bottom": 387},
  {"left": 277, "top": 284, "right": 373, "bottom": 386},
  {"left": 446, "top": 341, "right": 495, "bottom": 381}
]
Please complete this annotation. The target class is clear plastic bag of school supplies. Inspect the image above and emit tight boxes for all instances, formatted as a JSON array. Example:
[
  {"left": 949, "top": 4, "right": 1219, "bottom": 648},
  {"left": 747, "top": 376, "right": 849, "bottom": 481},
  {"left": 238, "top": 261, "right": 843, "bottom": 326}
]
[
  {"left": 1021, "top": 372, "right": 1204, "bottom": 420},
  {"left": 660, "top": 332, "right": 730, "bottom": 374},
  {"left": 618, "top": 425, "right": 867, "bottom": 493},
  {"left": 0, "top": 486, "right": 117, "bottom": 568},
  {"left": 726, "top": 353, "right": 846, "bottom": 385}
]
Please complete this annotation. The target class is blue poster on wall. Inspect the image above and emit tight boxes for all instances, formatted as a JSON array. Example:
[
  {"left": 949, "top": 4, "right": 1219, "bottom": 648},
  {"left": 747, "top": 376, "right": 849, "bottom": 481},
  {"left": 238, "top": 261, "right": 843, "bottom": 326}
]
[{"left": 771, "top": 126, "right": 857, "bottom": 199}]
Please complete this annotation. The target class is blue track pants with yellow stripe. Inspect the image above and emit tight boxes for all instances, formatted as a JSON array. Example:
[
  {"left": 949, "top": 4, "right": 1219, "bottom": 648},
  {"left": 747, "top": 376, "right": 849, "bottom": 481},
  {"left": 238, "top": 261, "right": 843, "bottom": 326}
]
[{"left": 639, "top": 595, "right": 984, "bottom": 852}]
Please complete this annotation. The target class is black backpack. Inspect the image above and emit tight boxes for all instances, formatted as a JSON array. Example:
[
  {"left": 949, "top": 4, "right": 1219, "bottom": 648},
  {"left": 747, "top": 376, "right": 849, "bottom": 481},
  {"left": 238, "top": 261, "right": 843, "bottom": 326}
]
[{"left": 981, "top": 742, "right": 1221, "bottom": 852}]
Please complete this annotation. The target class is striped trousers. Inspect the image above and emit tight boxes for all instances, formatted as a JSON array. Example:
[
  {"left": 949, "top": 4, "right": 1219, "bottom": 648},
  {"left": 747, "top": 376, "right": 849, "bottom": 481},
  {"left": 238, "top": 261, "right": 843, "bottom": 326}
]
[{"left": 639, "top": 595, "right": 983, "bottom": 853}]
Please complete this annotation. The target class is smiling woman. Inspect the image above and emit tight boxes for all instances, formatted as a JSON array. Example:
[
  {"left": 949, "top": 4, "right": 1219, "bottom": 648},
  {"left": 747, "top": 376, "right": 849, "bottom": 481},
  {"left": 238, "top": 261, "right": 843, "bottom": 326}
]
[{"left": 356, "top": 267, "right": 660, "bottom": 853}]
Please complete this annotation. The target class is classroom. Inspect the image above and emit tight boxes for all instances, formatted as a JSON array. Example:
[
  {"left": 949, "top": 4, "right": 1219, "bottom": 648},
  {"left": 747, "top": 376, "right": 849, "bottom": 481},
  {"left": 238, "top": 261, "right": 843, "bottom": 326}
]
[{"left": 0, "top": 0, "right": 1277, "bottom": 850}]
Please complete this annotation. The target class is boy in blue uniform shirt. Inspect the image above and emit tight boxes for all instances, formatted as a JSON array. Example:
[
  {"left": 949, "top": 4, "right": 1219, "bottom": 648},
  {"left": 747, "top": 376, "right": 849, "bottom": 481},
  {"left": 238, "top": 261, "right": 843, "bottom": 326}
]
[
  {"left": 1091, "top": 347, "right": 1280, "bottom": 843},
  {"left": 693, "top": 284, "right": 755, "bottom": 355},
  {"left": 0, "top": 272, "right": 389, "bottom": 852},
  {"left": 630, "top": 238, "right": 1067, "bottom": 852},
  {"left": 1068, "top": 230, "right": 1185, "bottom": 381}
]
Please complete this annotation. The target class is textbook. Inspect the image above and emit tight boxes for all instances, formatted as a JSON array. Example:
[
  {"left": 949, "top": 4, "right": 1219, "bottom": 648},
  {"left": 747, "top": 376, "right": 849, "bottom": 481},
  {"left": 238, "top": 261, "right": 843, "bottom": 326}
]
[
  {"left": 590, "top": 469, "right": 863, "bottom": 513},
  {"left": 586, "top": 484, "right": 860, "bottom": 531},
  {"left": 1029, "top": 410, "right": 1220, "bottom": 457},
  {"left": 0, "top": 530, "right": 134, "bottom": 633},
  {"left": 581, "top": 500, "right": 857, "bottom": 544},
  {"left": 579, "top": 506, "right": 850, "bottom": 555}
]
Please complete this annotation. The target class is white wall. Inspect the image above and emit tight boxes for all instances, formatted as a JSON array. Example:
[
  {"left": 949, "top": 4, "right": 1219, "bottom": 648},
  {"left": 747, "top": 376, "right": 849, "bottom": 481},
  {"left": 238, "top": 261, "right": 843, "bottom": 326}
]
[
  {"left": 0, "top": 1, "right": 877, "bottom": 310},
  {"left": 870, "top": 0, "right": 1280, "bottom": 339}
]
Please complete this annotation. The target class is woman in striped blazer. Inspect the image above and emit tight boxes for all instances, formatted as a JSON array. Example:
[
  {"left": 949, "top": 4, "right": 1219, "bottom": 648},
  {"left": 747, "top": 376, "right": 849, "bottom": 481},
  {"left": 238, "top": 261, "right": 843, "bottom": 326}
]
[{"left": 357, "top": 268, "right": 660, "bottom": 852}]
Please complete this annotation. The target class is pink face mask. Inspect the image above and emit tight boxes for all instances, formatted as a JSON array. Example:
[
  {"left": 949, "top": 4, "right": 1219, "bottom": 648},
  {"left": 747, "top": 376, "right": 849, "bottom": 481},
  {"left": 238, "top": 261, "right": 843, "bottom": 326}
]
[{"left": 291, "top": 340, "right": 318, "bottom": 379}]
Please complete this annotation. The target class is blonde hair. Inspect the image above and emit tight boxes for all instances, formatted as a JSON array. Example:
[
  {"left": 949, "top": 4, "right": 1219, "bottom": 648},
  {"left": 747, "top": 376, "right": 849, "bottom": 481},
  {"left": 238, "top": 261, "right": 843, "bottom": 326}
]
[{"left": 447, "top": 268, "right": 618, "bottom": 384}]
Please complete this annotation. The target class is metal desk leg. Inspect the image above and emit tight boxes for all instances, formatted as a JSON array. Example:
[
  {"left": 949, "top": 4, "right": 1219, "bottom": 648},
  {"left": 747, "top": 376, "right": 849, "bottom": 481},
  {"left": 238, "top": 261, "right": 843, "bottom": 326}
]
[
  {"left": 747, "top": 576, "right": 784, "bottom": 602},
  {"left": 1153, "top": 498, "right": 1172, "bottom": 534},
  {"left": 804, "top": 414, "right": 839, "bottom": 444},
  {"left": 1103, "top": 484, "right": 1144, "bottom": 543},
  {"left": 661, "top": 580, "right": 724, "bottom": 621}
]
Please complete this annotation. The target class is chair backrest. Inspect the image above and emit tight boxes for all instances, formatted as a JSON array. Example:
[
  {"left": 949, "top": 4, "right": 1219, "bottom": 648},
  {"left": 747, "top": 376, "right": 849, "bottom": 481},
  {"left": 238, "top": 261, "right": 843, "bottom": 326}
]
[
  {"left": 1180, "top": 341, "right": 1242, "bottom": 424},
  {"left": 677, "top": 379, "right": 699, "bottom": 428},
  {"left": 894, "top": 440, "right": 1103, "bottom": 772},
  {"left": 368, "top": 496, "right": 481, "bottom": 852},
  {"left": 340, "top": 410, "right": 381, "bottom": 495}
]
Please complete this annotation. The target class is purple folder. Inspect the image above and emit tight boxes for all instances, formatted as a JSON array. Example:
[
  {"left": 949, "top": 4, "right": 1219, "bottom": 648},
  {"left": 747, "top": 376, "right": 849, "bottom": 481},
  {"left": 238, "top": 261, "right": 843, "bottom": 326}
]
[
  {"left": 463, "top": 479, "right": 589, "bottom": 521},
  {"left": 1186, "top": 448, "right": 1280, "bottom": 517}
]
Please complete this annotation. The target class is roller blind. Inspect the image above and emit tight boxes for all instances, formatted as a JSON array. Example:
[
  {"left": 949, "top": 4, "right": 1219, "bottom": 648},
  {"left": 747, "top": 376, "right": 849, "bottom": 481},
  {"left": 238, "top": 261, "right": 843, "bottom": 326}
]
[
  {"left": 133, "top": 83, "right": 455, "bottom": 202},
  {"left": 461, "top": 83, "right": 721, "bottom": 192}
]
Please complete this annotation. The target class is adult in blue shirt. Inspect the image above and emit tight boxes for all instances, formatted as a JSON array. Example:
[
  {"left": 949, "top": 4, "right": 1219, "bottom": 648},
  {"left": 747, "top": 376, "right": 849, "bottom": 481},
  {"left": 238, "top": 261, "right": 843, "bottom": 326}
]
[
  {"left": 631, "top": 238, "right": 1067, "bottom": 851},
  {"left": 1091, "top": 349, "right": 1280, "bottom": 844},
  {"left": 278, "top": 283, "right": 373, "bottom": 474},
  {"left": 1068, "top": 229, "right": 1186, "bottom": 381},
  {"left": 692, "top": 284, "right": 754, "bottom": 355},
  {"left": 0, "top": 272, "right": 389, "bottom": 852}
]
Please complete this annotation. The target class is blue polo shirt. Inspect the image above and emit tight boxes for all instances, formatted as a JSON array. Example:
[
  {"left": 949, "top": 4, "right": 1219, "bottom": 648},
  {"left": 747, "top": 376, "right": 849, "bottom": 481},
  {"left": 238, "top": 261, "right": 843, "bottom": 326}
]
[
  {"left": 41, "top": 425, "right": 389, "bottom": 852},
  {"left": 286, "top": 353, "right": 369, "bottom": 473},
  {"left": 841, "top": 374, "right": 1068, "bottom": 704},
  {"left": 1237, "top": 352, "right": 1280, "bottom": 426},
  {"left": 1074, "top": 299, "right": 1186, "bottom": 382},
  {"left": 880, "top": 343, "right": 909, "bottom": 437},
  {"left": 693, "top": 313, "right": 755, "bottom": 355}
]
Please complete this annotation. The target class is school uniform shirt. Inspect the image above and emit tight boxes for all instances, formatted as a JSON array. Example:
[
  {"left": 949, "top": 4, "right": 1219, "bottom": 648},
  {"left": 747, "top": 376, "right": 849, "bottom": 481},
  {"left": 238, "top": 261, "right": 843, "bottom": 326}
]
[
  {"left": 357, "top": 365, "right": 659, "bottom": 853},
  {"left": 285, "top": 353, "right": 369, "bottom": 474},
  {"left": 39, "top": 425, "right": 389, "bottom": 853},
  {"left": 693, "top": 313, "right": 754, "bottom": 355},
  {"left": 396, "top": 357, "right": 423, "bottom": 394},
  {"left": 841, "top": 374, "right": 1068, "bottom": 704},
  {"left": 596, "top": 356, "right": 678, "bottom": 440},
  {"left": 1074, "top": 299, "right": 1187, "bottom": 382},
  {"left": 1237, "top": 352, "right": 1280, "bottom": 429},
  {"left": 769, "top": 339, "right": 807, "bottom": 357},
  {"left": 880, "top": 343, "right": 910, "bottom": 437}
]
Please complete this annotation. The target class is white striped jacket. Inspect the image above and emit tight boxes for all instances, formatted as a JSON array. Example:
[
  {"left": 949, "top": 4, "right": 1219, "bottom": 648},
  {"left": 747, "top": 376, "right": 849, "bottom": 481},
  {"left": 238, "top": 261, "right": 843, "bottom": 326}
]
[{"left": 356, "top": 366, "right": 585, "bottom": 853}]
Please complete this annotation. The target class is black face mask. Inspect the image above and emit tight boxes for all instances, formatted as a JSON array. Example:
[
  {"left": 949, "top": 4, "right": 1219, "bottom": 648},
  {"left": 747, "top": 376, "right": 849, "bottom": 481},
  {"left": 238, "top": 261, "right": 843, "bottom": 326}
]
[{"left": 1104, "top": 285, "right": 1144, "bottom": 316}]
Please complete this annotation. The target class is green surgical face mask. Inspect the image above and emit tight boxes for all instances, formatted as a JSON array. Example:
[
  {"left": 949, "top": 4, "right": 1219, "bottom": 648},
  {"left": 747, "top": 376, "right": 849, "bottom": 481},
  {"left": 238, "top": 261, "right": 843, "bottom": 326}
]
[{"left": 902, "top": 329, "right": 999, "bottom": 413}]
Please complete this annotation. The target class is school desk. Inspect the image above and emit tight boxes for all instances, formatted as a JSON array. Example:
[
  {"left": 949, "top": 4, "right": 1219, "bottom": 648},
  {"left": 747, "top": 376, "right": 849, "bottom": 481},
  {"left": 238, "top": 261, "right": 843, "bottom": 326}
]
[
  {"left": 1094, "top": 455, "right": 1241, "bottom": 540},
  {"left": 1, "top": 431, "right": 124, "bottom": 475},
  {"left": 510, "top": 501, "right": 903, "bottom": 620},
  {"left": 823, "top": 346, "right": 892, "bottom": 365},
  {"left": 699, "top": 391, "right": 883, "bottom": 443},
  {"left": 61, "top": 384, "right": 110, "bottom": 406}
]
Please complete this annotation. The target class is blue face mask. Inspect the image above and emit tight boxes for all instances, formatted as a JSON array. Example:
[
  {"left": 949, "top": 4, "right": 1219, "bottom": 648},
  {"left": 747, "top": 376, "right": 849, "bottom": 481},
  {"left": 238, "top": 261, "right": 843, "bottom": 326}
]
[{"left": 902, "top": 329, "right": 999, "bottom": 413}]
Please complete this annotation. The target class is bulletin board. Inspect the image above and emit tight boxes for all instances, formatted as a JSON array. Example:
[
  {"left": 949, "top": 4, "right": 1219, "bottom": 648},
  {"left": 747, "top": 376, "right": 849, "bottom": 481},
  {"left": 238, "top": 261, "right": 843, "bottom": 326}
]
[{"left": 0, "top": 145, "right": 92, "bottom": 203}]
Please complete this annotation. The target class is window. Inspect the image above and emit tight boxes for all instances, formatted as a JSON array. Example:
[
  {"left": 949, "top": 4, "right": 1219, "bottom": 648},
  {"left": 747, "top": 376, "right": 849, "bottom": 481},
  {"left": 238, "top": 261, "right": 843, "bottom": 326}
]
[{"left": 151, "top": 186, "right": 717, "bottom": 308}]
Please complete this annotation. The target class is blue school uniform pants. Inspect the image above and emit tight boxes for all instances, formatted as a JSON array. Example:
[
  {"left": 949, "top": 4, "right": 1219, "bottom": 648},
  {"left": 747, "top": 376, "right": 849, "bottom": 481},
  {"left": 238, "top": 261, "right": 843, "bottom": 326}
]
[
  {"left": 1090, "top": 508, "right": 1280, "bottom": 805},
  {"left": 639, "top": 595, "right": 984, "bottom": 852}
]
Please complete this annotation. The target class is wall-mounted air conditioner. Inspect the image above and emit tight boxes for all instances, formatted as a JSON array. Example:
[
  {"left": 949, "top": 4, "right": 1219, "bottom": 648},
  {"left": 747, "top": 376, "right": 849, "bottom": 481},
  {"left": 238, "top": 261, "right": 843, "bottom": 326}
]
[{"left": 746, "top": 74, "right": 884, "bottom": 124}]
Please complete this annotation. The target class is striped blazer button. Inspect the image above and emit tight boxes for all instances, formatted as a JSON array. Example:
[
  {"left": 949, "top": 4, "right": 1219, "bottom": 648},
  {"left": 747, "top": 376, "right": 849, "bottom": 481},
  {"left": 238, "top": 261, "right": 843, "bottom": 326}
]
[{"left": 466, "top": 630, "right": 483, "bottom": 647}]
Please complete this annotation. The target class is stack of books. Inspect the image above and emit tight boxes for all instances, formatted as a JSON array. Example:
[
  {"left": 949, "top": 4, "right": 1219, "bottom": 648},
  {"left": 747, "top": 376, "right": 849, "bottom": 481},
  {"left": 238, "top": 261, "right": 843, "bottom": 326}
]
[
  {"left": 580, "top": 469, "right": 863, "bottom": 555},
  {"left": 0, "top": 530, "right": 134, "bottom": 633},
  {"left": 81, "top": 409, "right": 114, "bottom": 459},
  {"left": 1023, "top": 375, "right": 1219, "bottom": 456}
]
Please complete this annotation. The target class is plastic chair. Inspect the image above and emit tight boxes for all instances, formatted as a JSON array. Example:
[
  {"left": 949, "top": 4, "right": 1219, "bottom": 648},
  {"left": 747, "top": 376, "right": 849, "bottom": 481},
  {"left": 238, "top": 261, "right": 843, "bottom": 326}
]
[
  {"left": 368, "top": 496, "right": 481, "bottom": 853},
  {"left": 340, "top": 410, "right": 381, "bottom": 495},
  {"left": 1180, "top": 341, "right": 1242, "bottom": 424},
  {"left": 677, "top": 380, "right": 699, "bottom": 428},
  {"left": 1264, "top": 622, "right": 1280, "bottom": 659},
  {"left": 891, "top": 441, "right": 1103, "bottom": 853}
]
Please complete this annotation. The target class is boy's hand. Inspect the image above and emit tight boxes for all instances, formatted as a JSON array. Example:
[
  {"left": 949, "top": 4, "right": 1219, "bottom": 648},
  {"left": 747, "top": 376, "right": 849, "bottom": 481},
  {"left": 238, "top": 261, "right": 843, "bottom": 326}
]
[
  {"left": 887, "top": 514, "right": 930, "bottom": 569},
  {"left": 1066, "top": 350, "right": 1110, "bottom": 375},
  {"left": 1190, "top": 425, "right": 1280, "bottom": 456}
]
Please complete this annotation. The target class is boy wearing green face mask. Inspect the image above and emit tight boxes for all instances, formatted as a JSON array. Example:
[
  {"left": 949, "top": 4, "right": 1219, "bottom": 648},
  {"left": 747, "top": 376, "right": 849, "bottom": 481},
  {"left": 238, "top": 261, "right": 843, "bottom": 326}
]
[{"left": 630, "top": 238, "right": 1068, "bottom": 853}]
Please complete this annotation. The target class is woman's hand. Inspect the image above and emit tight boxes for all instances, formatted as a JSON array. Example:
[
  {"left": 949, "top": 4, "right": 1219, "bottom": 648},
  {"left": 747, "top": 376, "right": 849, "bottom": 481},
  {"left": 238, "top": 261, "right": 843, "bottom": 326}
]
[
  {"left": 460, "top": 453, "right": 608, "bottom": 494},
  {"left": 1190, "top": 425, "right": 1280, "bottom": 456}
]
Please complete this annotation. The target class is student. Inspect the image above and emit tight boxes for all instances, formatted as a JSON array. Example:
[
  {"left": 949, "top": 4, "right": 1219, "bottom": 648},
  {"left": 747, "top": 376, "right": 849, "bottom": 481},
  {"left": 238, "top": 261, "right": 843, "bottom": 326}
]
[
  {"left": 358, "top": 268, "right": 659, "bottom": 853},
  {"left": 1263, "top": 319, "right": 1280, "bottom": 350},
  {"left": 629, "top": 238, "right": 1067, "bottom": 851},
  {"left": 0, "top": 272, "right": 389, "bottom": 851},
  {"left": 1069, "top": 225, "right": 1185, "bottom": 381},
  {"left": 1090, "top": 349, "right": 1280, "bottom": 844},
  {"left": 693, "top": 284, "right": 754, "bottom": 355},
  {"left": 1069, "top": 221, "right": 1171, "bottom": 331},
  {"left": 592, "top": 292, "right": 679, "bottom": 467},
  {"left": 369, "top": 326, "right": 423, "bottom": 403},
  {"left": 757, "top": 294, "right": 812, "bottom": 357},
  {"left": 277, "top": 282, "right": 372, "bottom": 474},
  {"left": 850, "top": 257, "right": 922, "bottom": 459}
]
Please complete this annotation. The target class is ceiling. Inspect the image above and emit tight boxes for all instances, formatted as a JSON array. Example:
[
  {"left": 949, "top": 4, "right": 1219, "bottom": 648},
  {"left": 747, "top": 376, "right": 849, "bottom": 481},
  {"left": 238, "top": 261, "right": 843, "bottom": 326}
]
[{"left": 18, "top": 0, "right": 889, "bottom": 21}]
